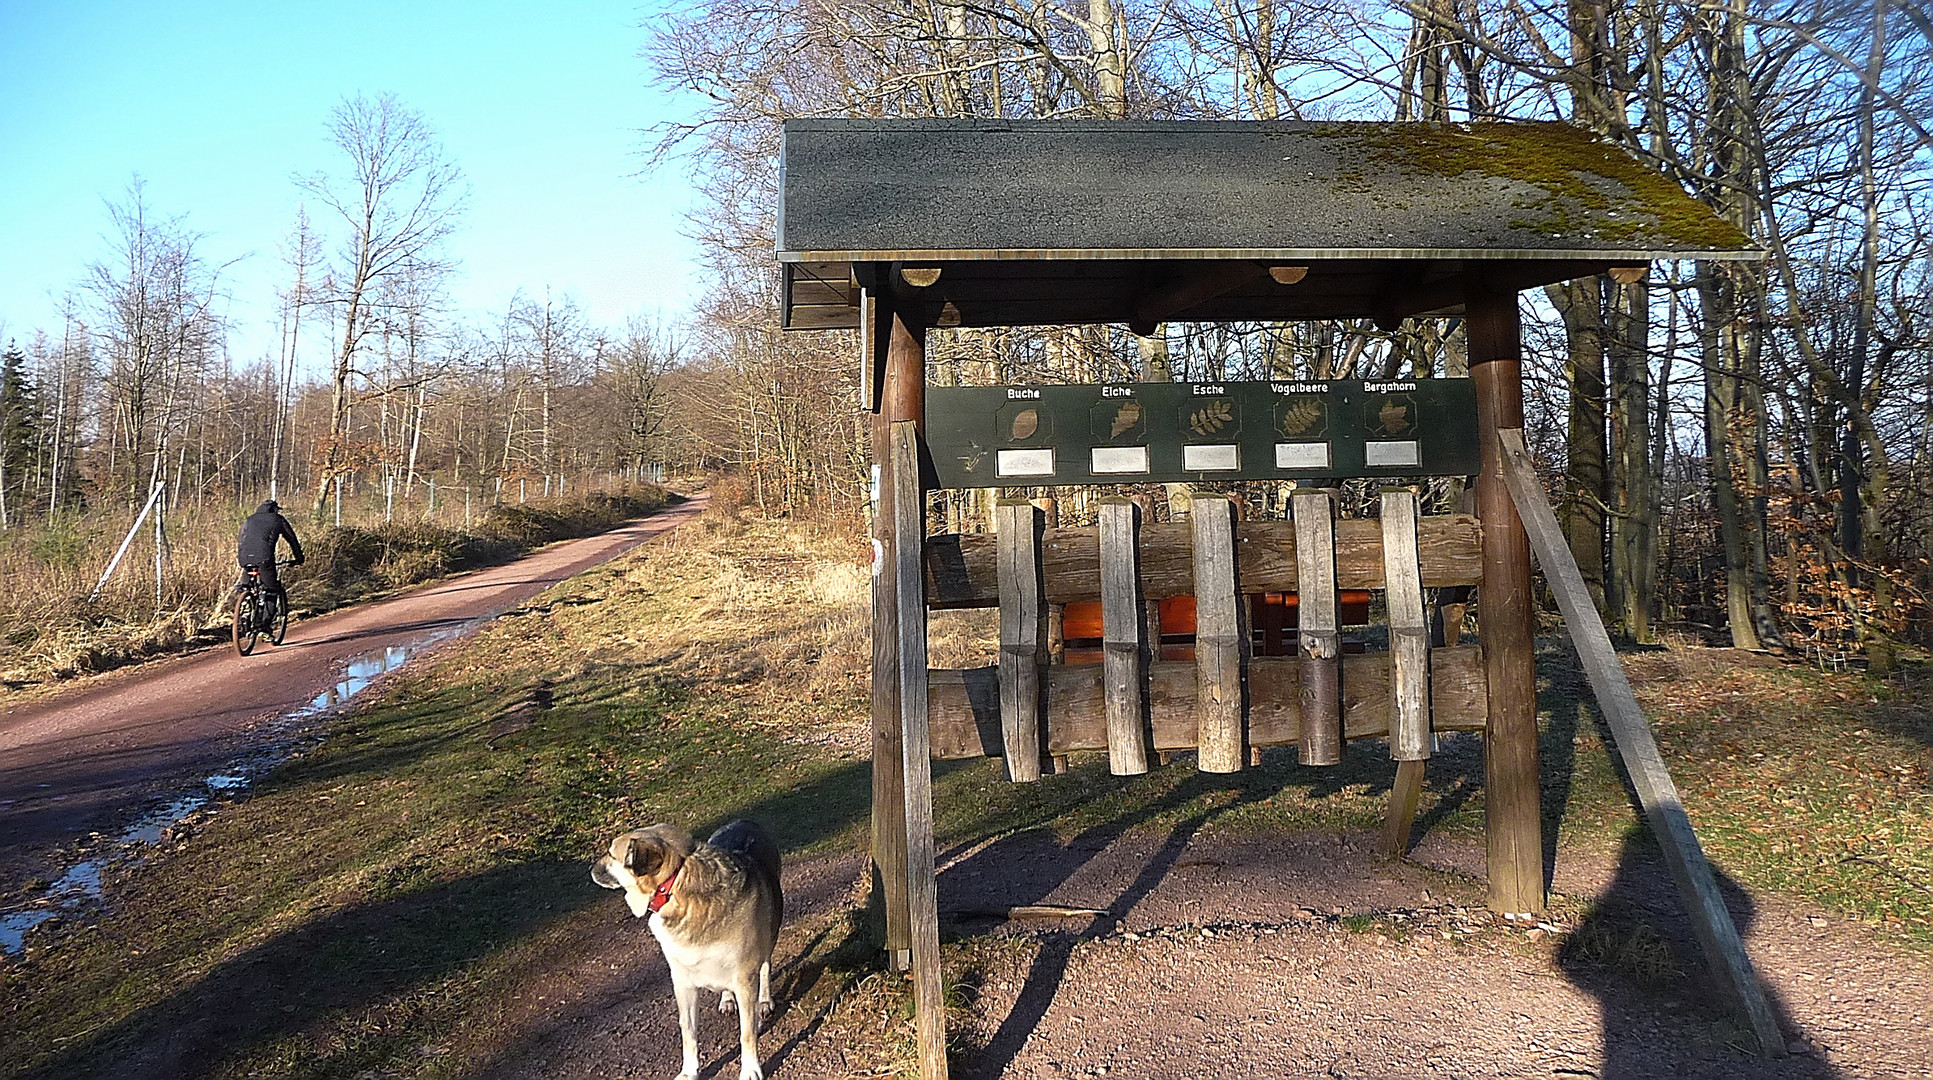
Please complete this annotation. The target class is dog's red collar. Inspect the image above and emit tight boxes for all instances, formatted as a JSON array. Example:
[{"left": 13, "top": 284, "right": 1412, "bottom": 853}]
[{"left": 648, "top": 868, "right": 679, "bottom": 913}]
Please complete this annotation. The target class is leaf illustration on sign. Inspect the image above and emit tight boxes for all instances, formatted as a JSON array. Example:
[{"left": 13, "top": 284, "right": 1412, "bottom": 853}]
[
  {"left": 1189, "top": 400, "right": 1234, "bottom": 435},
  {"left": 1378, "top": 400, "right": 1412, "bottom": 436},
  {"left": 1011, "top": 408, "right": 1040, "bottom": 440},
  {"left": 1110, "top": 402, "right": 1143, "bottom": 437},
  {"left": 1278, "top": 397, "right": 1324, "bottom": 437}
]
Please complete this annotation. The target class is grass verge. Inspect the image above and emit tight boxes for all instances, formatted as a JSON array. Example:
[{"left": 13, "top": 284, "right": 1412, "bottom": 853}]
[{"left": 0, "top": 509, "right": 1927, "bottom": 1078}]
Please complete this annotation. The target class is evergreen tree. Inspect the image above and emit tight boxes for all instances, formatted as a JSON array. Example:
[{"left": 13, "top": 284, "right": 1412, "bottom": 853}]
[{"left": 0, "top": 345, "right": 40, "bottom": 527}]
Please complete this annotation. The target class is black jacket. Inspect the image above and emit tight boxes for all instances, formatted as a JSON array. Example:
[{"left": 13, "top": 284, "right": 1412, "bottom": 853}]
[{"left": 238, "top": 503, "right": 304, "bottom": 568}]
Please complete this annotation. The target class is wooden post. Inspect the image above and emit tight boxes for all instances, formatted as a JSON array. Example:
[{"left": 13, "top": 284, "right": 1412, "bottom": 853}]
[
  {"left": 889, "top": 421, "right": 948, "bottom": 1080},
  {"left": 871, "top": 304, "right": 924, "bottom": 963},
  {"left": 1099, "top": 497, "right": 1150, "bottom": 775},
  {"left": 996, "top": 500, "right": 1045, "bottom": 782},
  {"left": 1292, "top": 490, "right": 1342, "bottom": 766},
  {"left": 1468, "top": 286, "right": 1544, "bottom": 915},
  {"left": 1379, "top": 489, "right": 1431, "bottom": 860},
  {"left": 1192, "top": 495, "right": 1244, "bottom": 773},
  {"left": 1498, "top": 427, "right": 1786, "bottom": 1057},
  {"left": 1381, "top": 490, "right": 1432, "bottom": 761}
]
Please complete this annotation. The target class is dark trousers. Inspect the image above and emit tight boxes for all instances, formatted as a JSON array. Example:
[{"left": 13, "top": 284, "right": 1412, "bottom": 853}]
[{"left": 240, "top": 563, "right": 285, "bottom": 606}]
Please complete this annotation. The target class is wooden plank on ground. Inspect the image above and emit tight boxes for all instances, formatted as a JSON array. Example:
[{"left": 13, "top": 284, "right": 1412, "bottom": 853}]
[
  {"left": 1382, "top": 490, "right": 1432, "bottom": 762},
  {"left": 1293, "top": 491, "right": 1342, "bottom": 766},
  {"left": 927, "top": 646, "right": 1490, "bottom": 758},
  {"left": 889, "top": 421, "right": 948, "bottom": 1079},
  {"left": 995, "top": 500, "right": 1044, "bottom": 782},
  {"left": 1099, "top": 498, "right": 1150, "bottom": 775},
  {"left": 1497, "top": 426, "right": 1785, "bottom": 1059},
  {"left": 1192, "top": 495, "right": 1244, "bottom": 773}
]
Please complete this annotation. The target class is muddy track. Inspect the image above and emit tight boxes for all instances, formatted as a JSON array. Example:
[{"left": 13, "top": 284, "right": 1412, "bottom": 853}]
[{"left": 0, "top": 496, "right": 706, "bottom": 900}]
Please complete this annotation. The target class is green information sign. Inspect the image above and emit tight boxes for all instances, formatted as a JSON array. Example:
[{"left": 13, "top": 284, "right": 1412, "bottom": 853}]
[{"left": 922, "top": 379, "right": 1479, "bottom": 489}]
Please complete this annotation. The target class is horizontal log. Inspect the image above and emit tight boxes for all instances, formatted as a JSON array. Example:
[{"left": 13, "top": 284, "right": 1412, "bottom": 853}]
[
  {"left": 928, "top": 644, "right": 1485, "bottom": 760},
  {"left": 925, "top": 515, "right": 1482, "bottom": 609}
]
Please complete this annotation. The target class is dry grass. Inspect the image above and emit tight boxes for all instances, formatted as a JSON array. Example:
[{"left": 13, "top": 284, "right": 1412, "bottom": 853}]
[{"left": 0, "top": 485, "right": 668, "bottom": 689}]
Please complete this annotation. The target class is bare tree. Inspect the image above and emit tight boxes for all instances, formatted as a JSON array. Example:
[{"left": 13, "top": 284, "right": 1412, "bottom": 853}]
[{"left": 297, "top": 93, "right": 465, "bottom": 522}]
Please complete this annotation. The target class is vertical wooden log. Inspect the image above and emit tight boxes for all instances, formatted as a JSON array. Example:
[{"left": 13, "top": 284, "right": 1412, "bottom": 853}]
[
  {"left": 1192, "top": 495, "right": 1245, "bottom": 773},
  {"left": 996, "top": 500, "right": 1044, "bottom": 782},
  {"left": 1292, "top": 490, "right": 1342, "bottom": 766},
  {"left": 1469, "top": 286, "right": 1544, "bottom": 915},
  {"left": 1382, "top": 490, "right": 1432, "bottom": 761},
  {"left": 890, "top": 421, "right": 948, "bottom": 1080},
  {"left": 870, "top": 305, "right": 923, "bottom": 961},
  {"left": 1099, "top": 497, "right": 1150, "bottom": 775}
]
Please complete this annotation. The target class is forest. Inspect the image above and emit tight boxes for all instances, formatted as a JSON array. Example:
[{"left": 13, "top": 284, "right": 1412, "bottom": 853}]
[{"left": 0, "top": 0, "right": 1927, "bottom": 671}]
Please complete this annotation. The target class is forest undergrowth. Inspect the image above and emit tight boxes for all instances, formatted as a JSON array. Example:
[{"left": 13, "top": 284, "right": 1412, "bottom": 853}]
[{"left": 0, "top": 483, "right": 669, "bottom": 690}]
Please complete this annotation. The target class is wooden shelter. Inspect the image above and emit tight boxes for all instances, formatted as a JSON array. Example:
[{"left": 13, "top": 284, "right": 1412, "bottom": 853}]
[{"left": 776, "top": 118, "right": 1770, "bottom": 1077}]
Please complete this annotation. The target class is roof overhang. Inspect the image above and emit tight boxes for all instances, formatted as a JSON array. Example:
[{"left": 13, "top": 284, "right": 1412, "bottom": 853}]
[{"left": 777, "top": 119, "right": 1761, "bottom": 331}]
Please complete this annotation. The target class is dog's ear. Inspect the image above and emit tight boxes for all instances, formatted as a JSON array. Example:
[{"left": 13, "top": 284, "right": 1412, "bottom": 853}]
[{"left": 626, "top": 837, "right": 666, "bottom": 877}]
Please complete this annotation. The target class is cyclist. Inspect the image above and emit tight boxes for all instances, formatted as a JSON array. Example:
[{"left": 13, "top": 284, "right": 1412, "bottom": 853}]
[{"left": 237, "top": 499, "right": 305, "bottom": 621}]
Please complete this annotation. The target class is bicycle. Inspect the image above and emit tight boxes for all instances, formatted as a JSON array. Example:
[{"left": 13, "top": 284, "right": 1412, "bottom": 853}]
[{"left": 232, "top": 560, "right": 293, "bottom": 656}]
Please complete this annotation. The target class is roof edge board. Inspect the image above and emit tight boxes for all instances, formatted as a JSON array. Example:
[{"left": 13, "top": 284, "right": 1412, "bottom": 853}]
[{"left": 777, "top": 247, "right": 1764, "bottom": 263}]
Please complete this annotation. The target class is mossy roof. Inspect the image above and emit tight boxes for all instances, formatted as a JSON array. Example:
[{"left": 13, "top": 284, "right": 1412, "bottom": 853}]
[{"left": 778, "top": 119, "right": 1757, "bottom": 262}]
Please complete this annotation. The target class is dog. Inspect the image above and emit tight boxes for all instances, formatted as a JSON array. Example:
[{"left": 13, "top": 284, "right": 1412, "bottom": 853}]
[{"left": 592, "top": 820, "right": 783, "bottom": 1080}]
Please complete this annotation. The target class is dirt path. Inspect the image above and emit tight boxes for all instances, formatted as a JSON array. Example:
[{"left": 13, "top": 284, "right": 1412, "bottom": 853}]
[
  {"left": 485, "top": 831, "right": 1933, "bottom": 1080},
  {"left": 0, "top": 495, "right": 705, "bottom": 896}
]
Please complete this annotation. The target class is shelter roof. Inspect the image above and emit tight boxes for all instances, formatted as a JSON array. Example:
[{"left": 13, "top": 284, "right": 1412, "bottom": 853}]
[{"left": 776, "top": 119, "right": 1758, "bottom": 330}]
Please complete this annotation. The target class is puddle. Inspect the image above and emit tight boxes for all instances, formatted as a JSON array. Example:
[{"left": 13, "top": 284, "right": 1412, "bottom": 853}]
[
  {"left": 2, "top": 628, "right": 469, "bottom": 956},
  {"left": 295, "top": 630, "right": 465, "bottom": 717}
]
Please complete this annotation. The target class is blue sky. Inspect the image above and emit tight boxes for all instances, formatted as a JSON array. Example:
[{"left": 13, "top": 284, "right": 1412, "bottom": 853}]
[{"left": 0, "top": 0, "right": 702, "bottom": 368}]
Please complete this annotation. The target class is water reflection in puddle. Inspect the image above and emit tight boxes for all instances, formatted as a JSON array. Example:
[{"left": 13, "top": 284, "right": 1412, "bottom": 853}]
[{"left": 2, "top": 628, "right": 468, "bottom": 955}]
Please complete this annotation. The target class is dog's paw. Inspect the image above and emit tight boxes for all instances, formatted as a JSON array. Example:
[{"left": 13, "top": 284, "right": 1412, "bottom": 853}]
[
  {"left": 756, "top": 998, "right": 773, "bottom": 1022},
  {"left": 737, "top": 1062, "right": 764, "bottom": 1080},
  {"left": 719, "top": 990, "right": 737, "bottom": 1014}
]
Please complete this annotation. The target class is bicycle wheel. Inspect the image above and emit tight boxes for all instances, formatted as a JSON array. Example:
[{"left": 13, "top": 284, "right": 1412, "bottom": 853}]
[
  {"left": 269, "top": 589, "right": 289, "bottom": 645},
  {"left": 233, "top": 590, "right": 259, "bottom": 656}
]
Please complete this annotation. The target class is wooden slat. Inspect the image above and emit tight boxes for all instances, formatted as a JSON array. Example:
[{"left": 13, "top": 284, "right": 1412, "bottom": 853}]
[
  {"left": 1498, "top": 427, "right": 1786, "bottom": 1058},
  {"left": 1099, "top": 498, "right": 1149, "bottom": 775},
  {"left": 1382, "top": 490, "right": 1432, "bottom": 762},
  {"left": 788, "top": 304, "right": 862, "bottom": 330},
  {"left": 1192, "top": 496, "right": 1244, "bottom": 773},
  {"left": 889, "top": 421, "right": 948, "bottom": 1080},
  {"left": 922, "top": 515, "right": 1482, "bottom": 609},
  {"left": 996, "top": 501, "right": 1044, "bottom": 782},
  {"left": 927, "top": 645, "right": 1489, "bottom": 758},
  {"left": 1293, "top": 491, "right": 1342, "bottom": 766}
]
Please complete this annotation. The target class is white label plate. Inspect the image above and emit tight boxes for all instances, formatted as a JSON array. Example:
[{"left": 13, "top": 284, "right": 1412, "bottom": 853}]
[
  {"left": 1090, "top": 446, "right": 1150, "bottom": 474},
  {"left": 1274, "top": 442, "right": 1332, "bottom": 469},
  {"left": 1182, "top": 444, "right": 1240, "bottom": 471},
  {"left": 996, "top": 448, "right": 1056, "bottom": 477}
]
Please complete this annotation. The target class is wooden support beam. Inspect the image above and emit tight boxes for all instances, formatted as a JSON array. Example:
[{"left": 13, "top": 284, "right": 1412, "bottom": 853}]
[
  {"left": 1468, "top": 286, "right": 1544, "bottom": 917},
  {"left": 1382, "top": 490, "right": 1432, "bottom": 762},
  {"left": 1497, "top": 427, "right": 1786, "bottom": 1058},
  {"left": 1128, "top": 261, "right": 1264, "bottom": 335},
  {"left": 1099, "top": 498, "right": 1150, "bottom": 775},
  {"left": 926, "top": 646, "right": 1490, "bottom": 758},
  {"left": 870, "top": 305, "right": 922, "bottom": 960},
  {"left": 889, "top": 421, "right": 948, "bottom": 1080},
  {"left": 996, "top": 501, "right": 1045, "bottom": 782},
  {"left": 921, "top": 515, "right": 1483, "bottom": 609},
  {"left": 1292, "top": 490, "right": 1342, "bottom": 766},
  {"left": 1192, "top": 495, "right": 1244, "bottom": 773}
]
